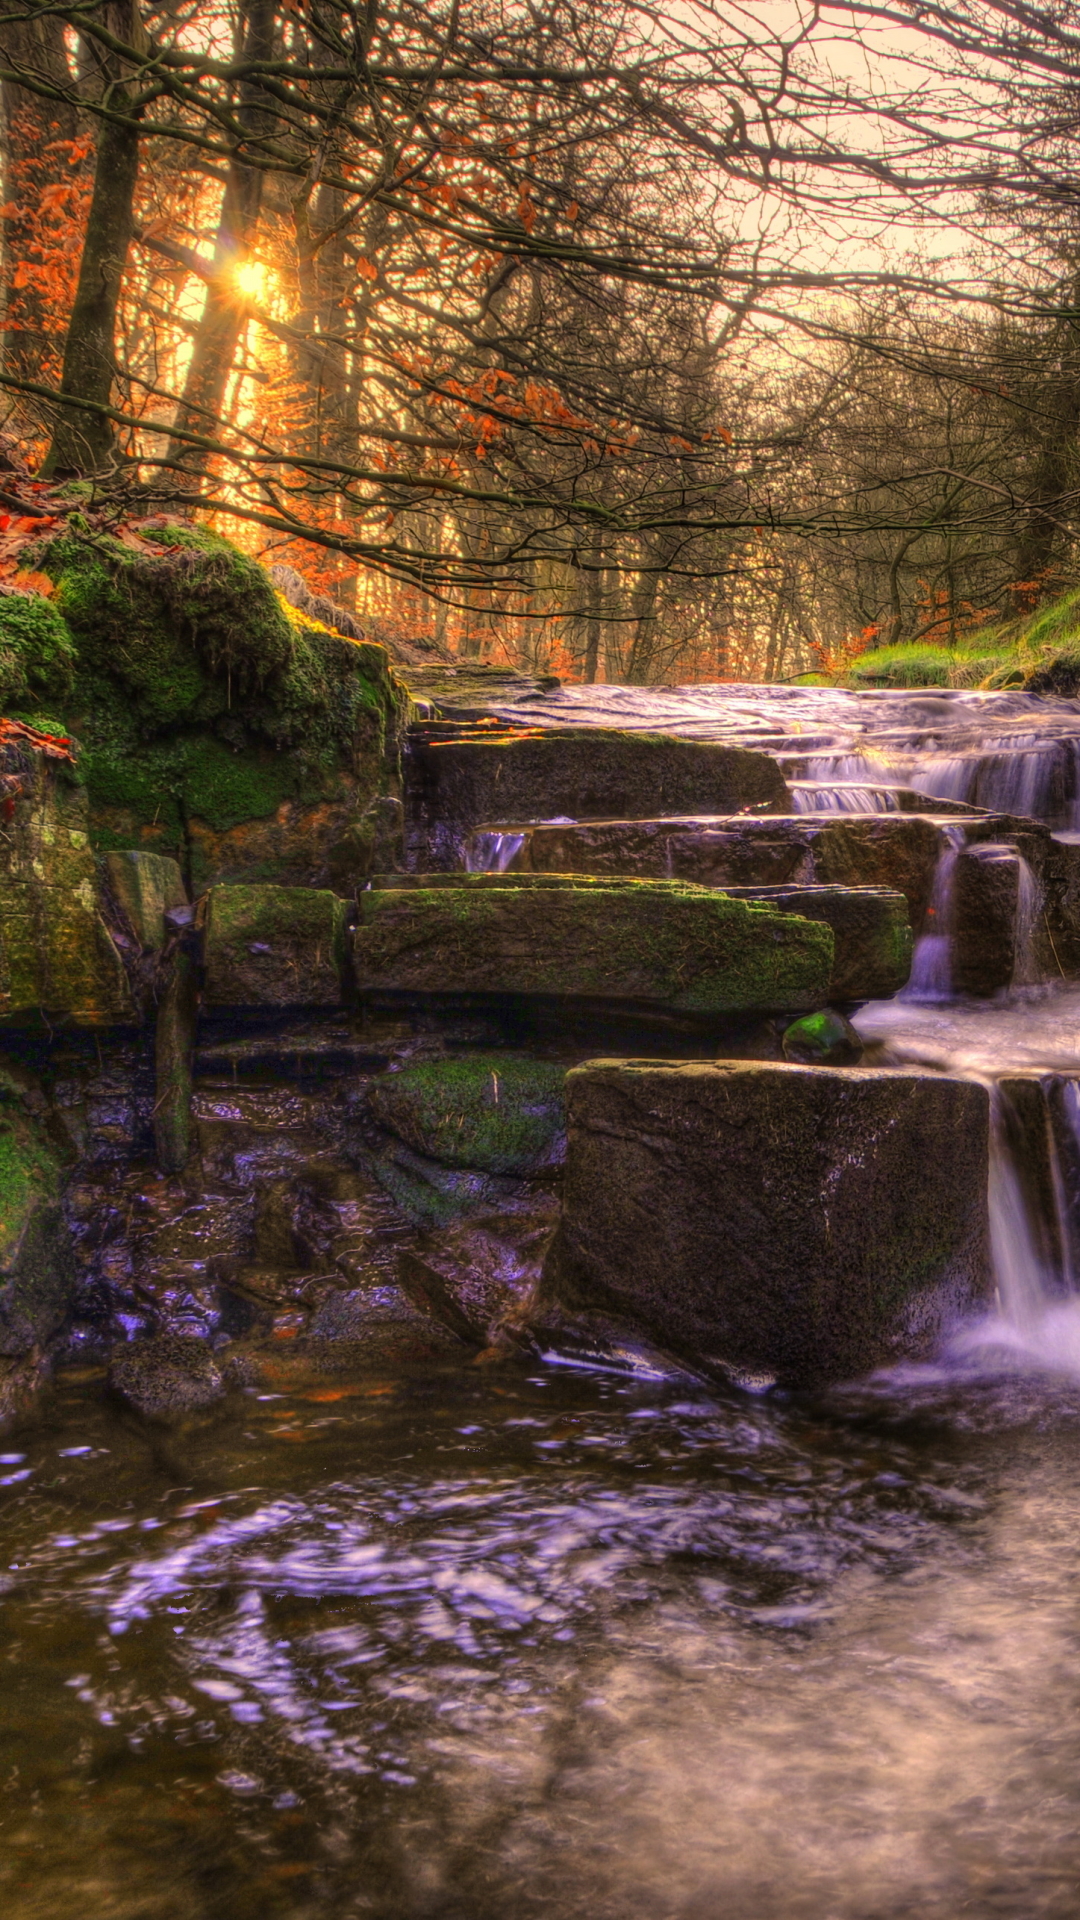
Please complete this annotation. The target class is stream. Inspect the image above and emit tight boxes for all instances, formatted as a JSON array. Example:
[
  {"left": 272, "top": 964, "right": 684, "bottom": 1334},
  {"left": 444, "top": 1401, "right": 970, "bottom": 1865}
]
[{"left": 10, "top": 682, "right": 1080, "bottom": 1918}]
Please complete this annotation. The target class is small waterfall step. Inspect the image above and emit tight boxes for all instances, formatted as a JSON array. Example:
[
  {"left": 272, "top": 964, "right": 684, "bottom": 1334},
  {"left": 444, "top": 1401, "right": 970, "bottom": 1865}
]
[
  {"left": 465, "top": 810, "right": 1080, "bottom": 993},
  {"left": 370, "top": 870, "right": 912, "bottom": 1004},
  {"left": 406, "top": 726, "right": 790, "bottom": 869}
]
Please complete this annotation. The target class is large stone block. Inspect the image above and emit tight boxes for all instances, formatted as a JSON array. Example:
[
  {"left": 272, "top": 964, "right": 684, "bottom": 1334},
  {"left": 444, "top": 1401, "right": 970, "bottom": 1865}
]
[
  {"left": 202, "top": 884, "right": 348, "bottom": 1008},
  {"left": 718, "top": 884, "right": 911, "bottom": 1001},
  {"left": 353, "top": 882, "right": 833, "bottom": 1016},
  {"left": 105, "top": 849, "right": 187, "bottom": 951},
  {"left": 506, "top": 814, "right": 945, "bottom": 921},
  {"left": 0, "top": 743, "right": 131, "bottom": 1024},
  {"left": 0, "top": 1069, "right": 74, "bottom": 1356},
  {"left": 408, "top": 729, "right": 789, "bottom": 868},
  {"left": 541, "top": 1059, "right": 990, "bottom": 1385}
]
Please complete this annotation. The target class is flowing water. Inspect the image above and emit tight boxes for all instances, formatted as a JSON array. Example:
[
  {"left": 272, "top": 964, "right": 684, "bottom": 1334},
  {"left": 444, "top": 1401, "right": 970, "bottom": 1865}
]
[{"left": 15, "top": 685, "right": 1080, "bottom": 1919}]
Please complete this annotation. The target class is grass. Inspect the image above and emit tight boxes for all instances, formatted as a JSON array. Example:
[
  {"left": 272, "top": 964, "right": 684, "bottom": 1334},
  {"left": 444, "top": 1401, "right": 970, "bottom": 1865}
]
[{"left": 803, "top": 590, "right": 1080, "bottom": 692}]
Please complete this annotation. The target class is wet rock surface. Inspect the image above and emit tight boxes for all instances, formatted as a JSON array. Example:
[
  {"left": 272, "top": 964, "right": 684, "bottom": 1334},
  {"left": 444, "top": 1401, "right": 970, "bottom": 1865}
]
[
  {"left": 542, "top": 1058, "right": 991, "bottom": 1385},
  {"left": 407, "top": 726, "right": 789, "bottom": 867},
  {"left": 781, "top": 1009, "right": 864, "bottom": 1065},
  {"left": 202, "top": 884, "right": 348, "bottom": 1009}
]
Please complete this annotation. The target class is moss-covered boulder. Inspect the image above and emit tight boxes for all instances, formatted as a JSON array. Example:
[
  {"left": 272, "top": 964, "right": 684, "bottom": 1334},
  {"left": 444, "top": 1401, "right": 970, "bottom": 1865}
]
[
  {"left": 408, "top": 727, "right": 790, "bottom": 868},
  {"left": 0, "top": 586, "right": 76, "bottom": 710},
  {"left": 541, "top": 1060, "right": 991, "bottom": 1386},
  {"left": 367, "top": 1053, "right": 565, "bottom": 1173},
  {"left": 782, "top": 1009, "right": 863, "bottom": 1065},
  {"left": 202, "top": 884, "right": 348, "bottom": 1008},
  {"left": 19, "top": 522, "right": 408, "bottom": 889},
  {"left": 0, "top": 736, "right": 131, "bottom": 1024},
  {"left": 0, "top": 1067, "right": 74, "bottom": 1356},
  {"left": 354, "top": 880, "right": 832, "bottom": 1015}
]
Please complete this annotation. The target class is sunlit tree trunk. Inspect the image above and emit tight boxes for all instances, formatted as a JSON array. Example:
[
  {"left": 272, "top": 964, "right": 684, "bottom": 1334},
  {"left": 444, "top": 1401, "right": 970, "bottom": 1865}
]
[
  {"left": 0, "top": 4, "right": 80, "bottom": 413},
  {"left": 41, "top": 1, "right": 143, "bottom": 476},
  {"left": 166, "top": 0, "right": 275, "bottom": 480}
]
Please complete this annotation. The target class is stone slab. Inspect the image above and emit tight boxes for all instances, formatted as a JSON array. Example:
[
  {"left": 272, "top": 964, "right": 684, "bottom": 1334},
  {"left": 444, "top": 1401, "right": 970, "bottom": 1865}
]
[
  {"left": 717, "top": 885, "right": 912, "bottom": 1001},
  {"left": 541, "top": 1059, "right": 990, "bottom": 1385},
  {"left": 105, "top": 850, "right": 187, "bottom": 951},
  {"left": 353, "top": 883, "right": 833, "bottom": 1016},
  {"left": 408, "top": 730, "right": 790, "bottom": 868},
  {"left": 0, "top": 744, "right": 131, "bottom": 1025},
  {"left": 202, "top": 884, "right": 348, "bottom": 1008}
]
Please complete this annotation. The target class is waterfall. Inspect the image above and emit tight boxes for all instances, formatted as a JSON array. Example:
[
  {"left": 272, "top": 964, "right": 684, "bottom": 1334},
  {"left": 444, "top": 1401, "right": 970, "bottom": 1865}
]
[
  {"left": 901, "top": 824, "right": 966, "bottom": 1001},
  {"left": 789, "top": 782, "right": 898, "bottom": 814},
  {"left": 1012, "top": 855, "right": 1043, "bottom": 987},
  {"left": 907, "top": 756, "right": 975, "bottom": 807},
  {"left": 948, "top": 1074, "right": 1080, "bottom": 1371},
  {"left": 466, "top": 830, "right": 526, "bottom": 873}
]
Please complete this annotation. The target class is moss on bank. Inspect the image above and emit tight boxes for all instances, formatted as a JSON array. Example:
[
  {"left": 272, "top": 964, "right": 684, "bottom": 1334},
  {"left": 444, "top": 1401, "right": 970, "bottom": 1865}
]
[{"left": 838, "top": 590, "right": 1080, "bottom": 693}]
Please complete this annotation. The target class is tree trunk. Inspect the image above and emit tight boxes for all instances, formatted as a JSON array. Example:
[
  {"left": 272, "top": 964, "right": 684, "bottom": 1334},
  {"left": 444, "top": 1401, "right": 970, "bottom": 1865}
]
[
  {"left": 0, "top": 5, "right": 80, "bottom": 414},
  {"left": 166, "top": 0, "right": 275, "bottom": 480},
  {"left": 41, "top": 3, "right": 142, "bottom": 477},
  {"left": 582, "top": 529, "right": 603, "bottom": 683}
]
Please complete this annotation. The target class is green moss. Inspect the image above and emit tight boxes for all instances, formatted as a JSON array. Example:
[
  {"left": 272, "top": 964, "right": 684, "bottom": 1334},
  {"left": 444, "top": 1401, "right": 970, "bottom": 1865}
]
[
  {"left": 19, "top": 522, "right": 408, "bottom": 849},
  {"left": 355, "top": 883, "right": 833, "bottom": 1014},
  {"left": 367, "top": 1053, "right": 566, "bottom": 1173},
  {"left": 0, "top": 1126, "right": 33, "bottom": 1261},
  {"left": 0, "top": 591, "right": 76, "bottom": 710}
]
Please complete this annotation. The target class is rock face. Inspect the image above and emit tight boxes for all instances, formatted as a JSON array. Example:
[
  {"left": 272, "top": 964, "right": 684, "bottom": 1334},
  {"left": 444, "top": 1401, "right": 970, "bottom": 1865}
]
[
  {"left": 542, "top": 1059, "right": 990, "bottom": 1385},
  {"left": 408, "top": 728, "right": 790, "bottom": 868},
  {"left": 202, "top": 885, "right": 348, "bottom": 1009},
  {"left": 354, "top": 882, "right": 833, "bottom": 1017},
  {"left": 16, "top": 523, "right": 408, "bottom": 890},
  {"left": 0, "top": 1066, "right": 74, "bottom": 1356},
  {"left": 0, "top": 736, "right": 131, "bottom": 1024}
]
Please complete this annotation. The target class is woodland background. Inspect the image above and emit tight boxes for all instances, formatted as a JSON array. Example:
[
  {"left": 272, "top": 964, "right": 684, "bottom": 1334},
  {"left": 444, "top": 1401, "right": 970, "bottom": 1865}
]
[{"left": 5, "top": 0, "right": 1080, "bottom": 683}]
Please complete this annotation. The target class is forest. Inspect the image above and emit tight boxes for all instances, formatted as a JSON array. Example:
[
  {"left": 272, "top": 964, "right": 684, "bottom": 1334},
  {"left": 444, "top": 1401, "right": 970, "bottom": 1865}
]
[{"left": 4, "top": 0, "right": 1080, "bottom": 683}]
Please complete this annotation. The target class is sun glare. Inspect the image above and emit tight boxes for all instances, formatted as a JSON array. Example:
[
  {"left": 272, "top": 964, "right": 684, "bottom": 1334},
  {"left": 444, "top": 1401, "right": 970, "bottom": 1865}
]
[{"left": 233, "top": 259, "right": 269, "bottom": 300}]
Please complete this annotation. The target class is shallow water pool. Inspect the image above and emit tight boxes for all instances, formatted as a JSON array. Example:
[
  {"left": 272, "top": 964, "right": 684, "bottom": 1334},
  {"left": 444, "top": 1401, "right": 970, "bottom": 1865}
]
[{"left": 5, "top": 1347, "right": 1080, "bottom": 1919}]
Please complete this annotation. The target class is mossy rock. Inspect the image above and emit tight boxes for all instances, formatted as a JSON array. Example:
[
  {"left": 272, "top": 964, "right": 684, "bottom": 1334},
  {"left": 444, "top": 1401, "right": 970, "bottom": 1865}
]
[
  {"left": 0, "top": 589, "right": 76, "bottom": 710},
  {"left": 202, "top": 884, "right": 348, "bottom": 1008},
  {"left": 22, "top": 522, "right": 408, "bottom": 884},
  {"left": 351, "top": 1136, "right": 519, "bottom": 1228},
  {"left": 0, "top": 1067, "right": 74, "bottom": 1355},
  {"left": 354, "top": 882, "right": 833, "bottom": 1015},
  {"left": 0, "top": 743, "right": 132, "bottom": 1024},
  {"left": 367, "top": 1052, "right": 566, "bottom": 1174}
]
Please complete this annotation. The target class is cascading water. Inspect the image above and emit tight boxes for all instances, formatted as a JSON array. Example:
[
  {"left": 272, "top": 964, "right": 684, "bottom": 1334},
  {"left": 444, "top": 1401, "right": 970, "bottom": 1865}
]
[
  {"left": 901, "top": 823, "right": 966, "bottom": 1000},
  {"left": 465, "top": 829, "right": 526, "bottom": 873},
  {"left": 453, "top": 676, "right": 1080, "bottom": 1373}
]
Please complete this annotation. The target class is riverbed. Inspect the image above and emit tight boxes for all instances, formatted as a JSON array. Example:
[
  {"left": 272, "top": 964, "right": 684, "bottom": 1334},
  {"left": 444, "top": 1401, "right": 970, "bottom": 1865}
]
[
  {"left": 10, "top": 679, "right": 1080, "bottom": 1919},
  {"left": 6, "top": 1289, "right": 1080, "bottom": 1919}
]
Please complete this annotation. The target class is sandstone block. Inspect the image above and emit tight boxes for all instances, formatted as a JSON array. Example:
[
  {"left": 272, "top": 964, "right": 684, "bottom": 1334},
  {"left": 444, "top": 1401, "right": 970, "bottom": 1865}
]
[
  {"left": 353, "top": 882, "right": 833, "bottom": 1016},
  {"left": 202, "top": 885, "right": 347, "bottom": 1008},
  {"left": 541, "top": 1059, "right": 990, "bottom": 1385}
]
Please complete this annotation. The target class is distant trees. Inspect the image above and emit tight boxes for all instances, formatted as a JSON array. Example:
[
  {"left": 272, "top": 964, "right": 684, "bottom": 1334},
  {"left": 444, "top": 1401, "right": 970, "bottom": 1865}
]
[{"left": 4, "top": 0, "right": 1080, "bottom": 675}]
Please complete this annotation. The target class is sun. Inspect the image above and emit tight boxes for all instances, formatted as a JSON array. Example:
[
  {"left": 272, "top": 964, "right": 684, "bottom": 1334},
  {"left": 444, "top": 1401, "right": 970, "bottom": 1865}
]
[{"left": 233, "top": 258, "right": 269, "bottom": 301}]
